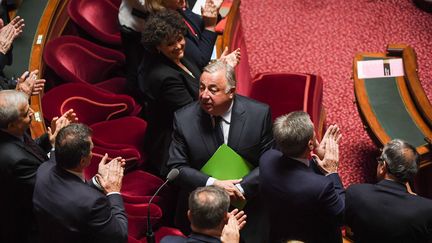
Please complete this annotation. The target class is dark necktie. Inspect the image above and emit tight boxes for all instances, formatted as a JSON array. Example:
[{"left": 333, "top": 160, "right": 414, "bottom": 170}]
[
  {"left": 213, "top": 116, "right": 224, "bottom": 146},
  {"left": 23, "top": 133, "right": 49, "bottom": 161}
]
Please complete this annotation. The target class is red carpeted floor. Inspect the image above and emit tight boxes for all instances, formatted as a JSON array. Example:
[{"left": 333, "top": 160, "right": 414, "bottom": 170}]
[{"left": 240, "top": 0, "right": 432, "bottom": 186}]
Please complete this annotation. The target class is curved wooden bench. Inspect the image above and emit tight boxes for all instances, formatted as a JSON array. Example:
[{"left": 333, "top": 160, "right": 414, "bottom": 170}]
[{"left": 353, "top": 44, "right": 432, "bottom": 168}]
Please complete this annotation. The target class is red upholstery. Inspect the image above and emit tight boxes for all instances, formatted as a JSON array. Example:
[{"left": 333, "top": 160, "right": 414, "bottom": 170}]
[
  {"left": 83, "top": 144, "right": 143, "bottom": 180},
  {"left": 125, "top": 203, "right": 163, "bottom": 239},
  {"left": 90, "top": 116, "right": 147, "bottom": 152},
  {"left": 42, "top": 83, "right": 140, "bottom": 125},
  {"left": 68, "top": 0, "right": 121, "bottom": 45},
  {"left": 43, "top": 36, "right": 125, "bottom": 87},
  {"left": 121, "top": 170, "right": 165, "bottom": 197},
  {"left": 250, "top": 72, "right": 325, "bottom": 137}
]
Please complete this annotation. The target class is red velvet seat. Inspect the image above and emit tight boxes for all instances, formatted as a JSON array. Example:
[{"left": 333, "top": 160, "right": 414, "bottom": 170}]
[
  {"left": 42, "top": 83, "right": 140, "bottom": 125},
  {"left": 83, "top": 144, "right": 143, "bottom": 180},
  {"left": 90, "top": 116, "right": 147, "bottom": 153},
  {"left": 125, "top": 203, "right": 163, "bottom": 239},
  {"left": 43, "top": 35, "right": 126, "bottom": 92},
  {"left": 250, "top": 72, "right": 325, "bottom": 138},
  {"left": 68, "top": 0, "right": 121, "bottom": 45},
  {"left": 121, "top": 170, "right": 174, "bottom": 213}
]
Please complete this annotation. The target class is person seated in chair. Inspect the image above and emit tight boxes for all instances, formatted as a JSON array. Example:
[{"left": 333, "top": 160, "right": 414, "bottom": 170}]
[
  {"left": 345, "top": 139, "right": 432, "bottom": 242},
  {"left": 161, "top": 186, "right": 246, "bottom": 243}
]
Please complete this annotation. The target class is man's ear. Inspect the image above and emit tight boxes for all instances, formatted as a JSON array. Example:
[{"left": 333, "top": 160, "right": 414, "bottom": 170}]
[
  {"left": 187, "top": 210, "right": 192, "bottom": 222},
  {"left": 229, "top": 87, "right": 236, "bottom": 98},
  {"left": 308, "top": 139, "right": 314, "bottom": 151}
]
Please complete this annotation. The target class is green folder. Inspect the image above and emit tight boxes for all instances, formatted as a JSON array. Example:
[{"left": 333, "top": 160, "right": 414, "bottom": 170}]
[{"left": 200, "top": 144, "right": 254, "bottom": 208}]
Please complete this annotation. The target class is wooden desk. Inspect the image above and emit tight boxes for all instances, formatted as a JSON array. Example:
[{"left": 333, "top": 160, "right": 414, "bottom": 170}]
[{"left": 353, "top": 44, "right": 432, "bottom": 169}]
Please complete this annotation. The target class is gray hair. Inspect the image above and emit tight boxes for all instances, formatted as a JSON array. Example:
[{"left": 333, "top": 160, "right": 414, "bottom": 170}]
[
  {"left": 188, "top": 186, "right": 230, "bottom": 230},
  {"left": 273, "top": 111, "right": 314, "bottom": 157},
  {"left": 0, "top": 90, "right": 29, "bottom": 129},
  {"left": 203, "top": 60, "right": 236, "bottom": 92},
  {"left": 380, "top": 139, "right": 419, "bottom": 183}
]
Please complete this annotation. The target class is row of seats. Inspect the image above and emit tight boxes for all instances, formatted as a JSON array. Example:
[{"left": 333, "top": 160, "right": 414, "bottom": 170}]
[
  {"left": 40, "top": 0, "right": 326, "bottom": 241},
  {"left": 41, "top": 0, "right": 185, "bottom": 241}
]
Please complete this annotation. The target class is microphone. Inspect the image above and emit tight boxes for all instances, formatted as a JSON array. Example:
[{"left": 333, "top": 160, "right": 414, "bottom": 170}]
[{"left": 146, "top": 169, "right": 179, "bottom": 243}]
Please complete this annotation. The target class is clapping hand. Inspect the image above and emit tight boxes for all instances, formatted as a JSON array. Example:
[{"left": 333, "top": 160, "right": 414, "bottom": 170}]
[
  {"left": 15, "top": 70, "right": 46, "bottom": 96},
  {"left": 96, "top": 155, "right": 125, "bottom": 194},
  {"left": 315, "top": 124, "right": 341, "bottom": 160},
  {"left": 221, "top": 209, "right": 246, "bottom": 243},
  {"left": 0, "top": 16, "right": 25, "bottom": 54},
  {"left": 219, "top": 47, "right": 241, "bottom": 68},
  {"left": 48, "top": 109, "right": 78, "bottom": 146}
]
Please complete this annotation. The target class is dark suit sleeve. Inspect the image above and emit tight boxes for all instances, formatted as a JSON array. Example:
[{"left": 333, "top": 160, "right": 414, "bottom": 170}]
[
  {"left": 89, "top": 194, "right": 128, "bottom": 243},
  {"left": 168, "top": 113, "right": 210, "bottom": 190},
  {"left": 319, "top": 173, "right": 345, "bottom": 224},
  {"left": 240, "top": 106, "right": 274, "bottom": 197},
  {"left": 35, "top": 133, "right": 53, "bottom": 154},
  {"left": 183, "top": 9, "right": 218, "bottom": 69}
]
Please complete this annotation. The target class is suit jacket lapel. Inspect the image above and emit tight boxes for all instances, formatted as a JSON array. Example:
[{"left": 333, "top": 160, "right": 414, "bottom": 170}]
[
  {"left": 227, "top": 97, "right": 246, "bottom": 150},
  {"left": 0, "top": 130, "right": 45, "bottom": 163}
]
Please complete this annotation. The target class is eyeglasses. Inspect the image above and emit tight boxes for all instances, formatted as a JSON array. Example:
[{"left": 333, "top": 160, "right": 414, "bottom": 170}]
[{"left": 376, "top": 156, "right": 385, "bottom": 165}]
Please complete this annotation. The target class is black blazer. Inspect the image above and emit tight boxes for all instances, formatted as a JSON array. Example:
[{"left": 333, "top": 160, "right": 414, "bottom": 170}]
[
  {"left": 33, "top": 159, "right": 128, "bottom": 243},
  {"left": 180, "top": 8, "right": 218, "bottom": 69},
  {"left": 161, "top": 233, "right": 221, "bottom": 243},
  {"left": 345, "top": 179, "right": 432, "bottom": 243},
  {"left": 168, "top": 95, "right": 274, "bottom": 197},
  {"left": 138, "top": 53, "right": 201, "bottom": 173},
  {"left": 0, "top": 130, "right": 51, "bottom": 243},
  {"left": 259, "top": 150, "right": 345, "bottom": 243}
]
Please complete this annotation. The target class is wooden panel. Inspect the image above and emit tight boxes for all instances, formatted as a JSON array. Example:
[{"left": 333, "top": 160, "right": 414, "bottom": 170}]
[{"left": 29, "top": 0, "right": 70, "bottom": 138}]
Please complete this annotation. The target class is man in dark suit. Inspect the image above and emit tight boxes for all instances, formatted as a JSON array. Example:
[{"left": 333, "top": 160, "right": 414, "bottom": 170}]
[
  {"left": 33, "top": 123, "right": 128, "bottom": 243},
  {"left": 345, "top": 139, "right": 432, "bottom": 243},
  {"left": 167, "top": 60, "right": 274, "bottom": 242},
  {"left": 260, "top": 111, "right": 344, "bottom": 243},
  {"left": 0, "top": 90, "right": 74, "bottom": 243},
  {"left": 161, "top": 186, "right": 246, "bottom": 243}
]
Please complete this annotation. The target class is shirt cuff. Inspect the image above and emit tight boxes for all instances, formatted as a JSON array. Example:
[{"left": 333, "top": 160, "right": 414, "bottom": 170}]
[
  {"left": 206, "top": 177, "right": 216, "bottom": 186},
  {"left": 107, "top": 192, "right": 121, "bottom": 196},
  {"left": 235, "top": 183, "right": 245, "bottom": 194},
  {"left": 325, "top": 172, "right": 338, "bottom": 176},
  {"left": 92, "top": 176, "right": 103, "bottom": 191}
]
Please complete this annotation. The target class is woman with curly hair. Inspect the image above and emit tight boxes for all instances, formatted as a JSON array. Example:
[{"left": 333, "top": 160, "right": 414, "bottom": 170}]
[{"left": 138, "top": 10, "right": 202, "bottom": 174}]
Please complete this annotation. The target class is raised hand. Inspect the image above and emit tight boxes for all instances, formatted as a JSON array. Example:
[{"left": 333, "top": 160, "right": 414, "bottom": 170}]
[
  {"left": 96, "top": 157, "right": 125, "bottom": 194},
  {"left": 219, "top": 47, "right": 241, "bottom": 68},
  {"left": 0, "top": 24, "right": 15, "bottom": 54},
  {"left": 9, "top": 16, "right": 25, "bottom": 38},
  {"left": 15, "top": 70, "right": 46, "bottom": 96},
  {"left": 312, "top": 136, "right": 340, "bottom": 175},
  {"left": 48, "top": 109, "right": 78, "bottom": 146},
  {"left": 315, "top": 124, "right": 341, "bottom": 160},
  {"left": 221, "top": 211, "right": 243, "bottom": 243}
]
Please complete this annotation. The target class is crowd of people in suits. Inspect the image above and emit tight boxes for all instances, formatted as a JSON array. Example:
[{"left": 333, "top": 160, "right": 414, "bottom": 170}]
[{"left": 0, "top": 0, "right": 432, "bottom": 242}]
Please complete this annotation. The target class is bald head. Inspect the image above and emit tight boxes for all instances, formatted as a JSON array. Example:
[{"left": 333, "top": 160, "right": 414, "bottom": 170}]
[{"left": 188, "top": 186, "right": 230, "bottom": 230}]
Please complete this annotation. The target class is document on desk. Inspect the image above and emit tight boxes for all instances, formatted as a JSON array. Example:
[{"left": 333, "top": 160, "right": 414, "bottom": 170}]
[{"left": 357, "top": 58, "right": 404, "bottom": 79}]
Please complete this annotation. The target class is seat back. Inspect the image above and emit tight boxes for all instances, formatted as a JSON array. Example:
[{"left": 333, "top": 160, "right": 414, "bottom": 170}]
[
  {"left": 83, "top": 145, "right": 142, "bottom": 180},
  {"left": 42, "top": 83, "right": 138, "bottom": 125},
  {"left": 68, "top": 0, "right": 121, "bottom": 45},
  {"left": 44, "top": 36, "right": 124, "bottom": 85},
  {"left": 250, "top": 72, "right": 324, "bottom": 137}
]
